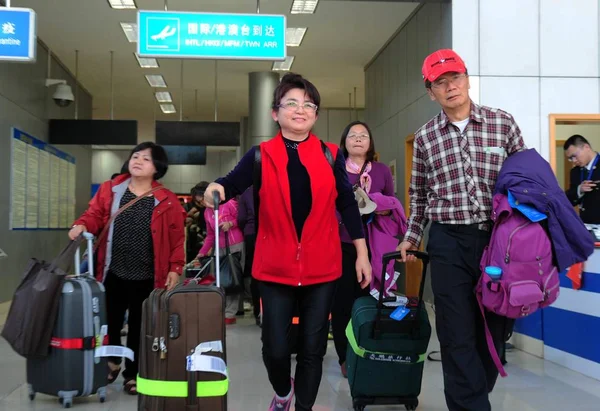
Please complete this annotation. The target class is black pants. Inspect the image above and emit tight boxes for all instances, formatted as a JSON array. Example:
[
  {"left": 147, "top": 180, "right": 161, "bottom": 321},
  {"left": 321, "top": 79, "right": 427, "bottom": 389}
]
[
  {"left": 104, "top": 271, "right": 154, "bottom": 381},
  {"left": 331, "top": 242, "right": 370, "bottom": 365},
  {"left": 428, "top": 223, "right": 512, "bottom": 411},
  {"left": 260, "top": 280, "right": 336, "bottom": 411},
  {"left": 244, "top": 234, "right": 261, "bottom": 319}
]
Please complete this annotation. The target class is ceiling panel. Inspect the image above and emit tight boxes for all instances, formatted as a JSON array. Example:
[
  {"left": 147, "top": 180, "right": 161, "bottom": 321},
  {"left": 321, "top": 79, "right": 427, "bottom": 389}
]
[{"left": 17, "top": 0, "right": 417, "bottom": 122}]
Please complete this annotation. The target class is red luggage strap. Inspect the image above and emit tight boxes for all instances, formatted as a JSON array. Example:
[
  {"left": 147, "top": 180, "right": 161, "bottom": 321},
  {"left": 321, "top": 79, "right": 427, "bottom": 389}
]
[{"left": 50, "top": 335, "right": 109, "bottom": 351}]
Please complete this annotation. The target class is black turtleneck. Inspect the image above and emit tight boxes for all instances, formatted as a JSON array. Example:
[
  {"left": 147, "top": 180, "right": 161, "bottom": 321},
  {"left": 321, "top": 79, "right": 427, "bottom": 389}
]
[{"left": 216, "top": 138, "right": 364, "bottom": 240}]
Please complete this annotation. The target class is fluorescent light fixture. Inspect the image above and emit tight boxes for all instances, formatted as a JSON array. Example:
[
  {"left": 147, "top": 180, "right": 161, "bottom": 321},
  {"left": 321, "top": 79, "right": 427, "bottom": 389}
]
[
  {"left": 291, "top": 0, "right": 319, "bottom": 14},
  {"left": 134, "top": 53, "right": 158, "bottom": 68},
  {"left": 120, "top": 22, "right": 137, "bottom": 43},
  {"left": 272, "top": 56, "right": 295, "bottom": 71},
  {"left": 286, "top": 28, "right": 307, "bottom": 47},
  {"left": 108, "top": 0, "right": 137, "bottom": 9},
  {"left": 160, "top": 104, "right": 176, "bottom": 114},
  {"left": 155, "top": 92, "right": 172, "bottom": 103},
  {"left": 145, "top": 74, "right": 167, "bottom": 88}
]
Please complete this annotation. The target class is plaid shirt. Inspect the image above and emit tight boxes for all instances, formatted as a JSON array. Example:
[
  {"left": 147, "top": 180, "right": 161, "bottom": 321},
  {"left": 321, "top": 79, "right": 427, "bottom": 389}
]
[{"left": 404, "top": 102, "right": 526, "bottom": 247}]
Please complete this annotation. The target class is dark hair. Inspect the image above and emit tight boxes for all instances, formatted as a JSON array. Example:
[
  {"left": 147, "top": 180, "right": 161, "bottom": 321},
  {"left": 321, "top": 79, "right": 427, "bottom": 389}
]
[
  {"left": 191, "top": 181, "right": 209, "bottom": 197},
  {"left": 110, "top": 173, "right": 120, "bottom": 180},
  {"left": 128, "top": 142, "right": 169, "bottom": 180},
  {"left": 340, "top": 121, "right": 376, "bottom": 163},
  {"left": 425, "top": 69, "right": 469, "bottom": 89},
  {"left": 564, "top": 134, "right": 591, "bottom": 151},
  {"left": 272, "top": 73, "right": 321, "bottom": 113}
]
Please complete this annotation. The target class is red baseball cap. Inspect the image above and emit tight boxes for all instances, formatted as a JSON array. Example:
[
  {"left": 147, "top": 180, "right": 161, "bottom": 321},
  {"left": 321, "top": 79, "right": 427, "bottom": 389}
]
[{"left": 422, "top": 49, "right": 467, "bottom": 83}]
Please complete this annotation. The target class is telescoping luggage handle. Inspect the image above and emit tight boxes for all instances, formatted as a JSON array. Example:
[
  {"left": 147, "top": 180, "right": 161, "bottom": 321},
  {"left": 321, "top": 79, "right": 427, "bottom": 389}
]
[
  {"left": 213, "top": 190, "right": 221, "bottom": 288},
  {"left": 374, "top": 250, "right": 429, "bottom": 337},
  {"left": 74, "top": 232, "right": 95, "bottom": 277}
]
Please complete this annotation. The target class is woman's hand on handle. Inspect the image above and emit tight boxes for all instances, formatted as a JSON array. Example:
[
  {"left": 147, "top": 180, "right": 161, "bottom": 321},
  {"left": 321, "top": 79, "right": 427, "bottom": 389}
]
[
  {"left": 203, "top": 183, "right": 225, "bottom": 209},
  {"left": 68, "top": 225, "right": 87, "bottom": 241},
  {"left": 165, "top": 272, "right": 179, "bottom": 291}
]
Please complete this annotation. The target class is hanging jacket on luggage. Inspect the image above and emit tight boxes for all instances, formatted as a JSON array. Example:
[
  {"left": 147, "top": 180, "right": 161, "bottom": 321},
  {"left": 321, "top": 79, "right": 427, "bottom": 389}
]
[
  {"left": 494, "top": 148, "right": 594, "bottom": 271},
  {"left": 367, "top": 192, "right": 407, "bottom": 296}
]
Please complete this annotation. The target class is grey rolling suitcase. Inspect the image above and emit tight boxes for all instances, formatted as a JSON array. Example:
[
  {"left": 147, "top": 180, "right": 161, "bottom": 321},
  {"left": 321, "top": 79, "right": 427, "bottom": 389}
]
[{"left": 27, "top": 233, "right": 109, "bottom": 408}]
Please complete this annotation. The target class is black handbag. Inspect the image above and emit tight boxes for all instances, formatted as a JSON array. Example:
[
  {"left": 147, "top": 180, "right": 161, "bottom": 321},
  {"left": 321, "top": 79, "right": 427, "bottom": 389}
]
[{"left": 220, "top": 235, "right": 244, "bottom": 293}]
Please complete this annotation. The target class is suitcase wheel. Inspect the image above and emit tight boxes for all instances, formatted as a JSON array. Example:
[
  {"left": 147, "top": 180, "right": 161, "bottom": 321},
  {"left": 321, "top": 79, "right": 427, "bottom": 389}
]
[
  {"left": 59, "top": 397, "right": 73, "bottom": 409},
  {"left": 405, "top": 399, "right": 419, "bottom": 410},
  {"left": 98, "top": 387, "right": 107, "bottom": 403},
  {"left": 352, "top": 399, "right": 365, "bottom": 411}
]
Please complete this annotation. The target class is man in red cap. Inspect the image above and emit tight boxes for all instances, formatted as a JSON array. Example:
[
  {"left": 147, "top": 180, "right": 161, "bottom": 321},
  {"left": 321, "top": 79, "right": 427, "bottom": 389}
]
[{"left": 397, "top": 49, "right": 526, "bottom": 410}]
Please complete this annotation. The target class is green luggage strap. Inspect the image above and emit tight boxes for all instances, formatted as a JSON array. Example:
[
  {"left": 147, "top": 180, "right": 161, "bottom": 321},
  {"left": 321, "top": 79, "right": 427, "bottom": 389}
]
[
  {"left": 346, "top": 322, "right": 425, "bottom": 364},
  {"left": 137, "top": 375, "right": 228, "bottom": 398}
]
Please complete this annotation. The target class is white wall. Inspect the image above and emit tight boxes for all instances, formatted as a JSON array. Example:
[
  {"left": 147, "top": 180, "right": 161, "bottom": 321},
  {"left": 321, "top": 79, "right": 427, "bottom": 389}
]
[
  {"left": 92, "top": 149, "right": 238, "bottom": 194},
  {"left": 364, "top": 2, "right": 452, "bottom": 198},
  {"left": 453, "top": 0, "right": 600, "bottom": 160}
]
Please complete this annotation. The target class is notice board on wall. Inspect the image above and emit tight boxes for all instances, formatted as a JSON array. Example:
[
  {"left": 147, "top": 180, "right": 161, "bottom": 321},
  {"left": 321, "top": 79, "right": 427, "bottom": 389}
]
[{"left": 10, "top": 128, "right": 76, "bottom": 230}]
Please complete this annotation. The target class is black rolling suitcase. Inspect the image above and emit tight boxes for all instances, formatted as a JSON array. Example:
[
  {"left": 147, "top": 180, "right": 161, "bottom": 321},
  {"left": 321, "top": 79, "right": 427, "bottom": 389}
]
[
  {"left": 346, "top": 250, "right": 432, "bottom": 411},
  {"left": 27, "top": 233, "right": 110, "bottom": 409}
]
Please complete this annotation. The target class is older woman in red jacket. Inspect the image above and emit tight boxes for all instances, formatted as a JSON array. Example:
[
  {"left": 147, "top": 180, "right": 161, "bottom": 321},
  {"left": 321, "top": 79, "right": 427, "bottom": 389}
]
[{"left": 68, "top": 142, "right": 185, "bottom": 395}]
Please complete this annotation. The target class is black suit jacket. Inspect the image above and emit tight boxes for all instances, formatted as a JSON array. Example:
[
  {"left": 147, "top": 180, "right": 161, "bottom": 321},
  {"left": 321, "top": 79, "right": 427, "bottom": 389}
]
[{"left": 566, "top": 154, "right": 600, "bottom": 224}]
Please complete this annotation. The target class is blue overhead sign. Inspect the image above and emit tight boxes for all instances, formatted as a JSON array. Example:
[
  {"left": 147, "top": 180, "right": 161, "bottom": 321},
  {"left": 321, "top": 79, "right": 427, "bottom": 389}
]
[
  {"left": 137, "top": 10, "right": 286, "bottom": 61},
  {"left": 0, "top": 7, "right": 36, "bottom": 62}
]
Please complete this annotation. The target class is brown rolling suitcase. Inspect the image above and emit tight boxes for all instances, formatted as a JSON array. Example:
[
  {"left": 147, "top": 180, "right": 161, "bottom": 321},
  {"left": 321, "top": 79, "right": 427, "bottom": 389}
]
[{"left": 138, "top": 191, "right": 228, "bottom": 410}]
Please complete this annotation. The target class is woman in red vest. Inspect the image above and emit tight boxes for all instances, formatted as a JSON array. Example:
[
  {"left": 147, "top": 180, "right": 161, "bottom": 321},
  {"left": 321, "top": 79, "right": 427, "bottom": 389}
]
[{"left": 204, "top": 73, "right": 371, "bottom": 411}]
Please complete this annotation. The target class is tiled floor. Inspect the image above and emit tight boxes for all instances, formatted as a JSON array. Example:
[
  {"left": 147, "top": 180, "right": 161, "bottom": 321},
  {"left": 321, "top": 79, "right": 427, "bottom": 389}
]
[{"left": 1, "top": 309, "right": 600, "bottom": 410}]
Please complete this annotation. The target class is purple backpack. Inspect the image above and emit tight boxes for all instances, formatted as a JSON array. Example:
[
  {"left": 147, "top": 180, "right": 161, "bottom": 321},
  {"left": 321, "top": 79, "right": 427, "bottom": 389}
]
[{"left": 476, "top": 193, "right": 560, "bottom": 376}]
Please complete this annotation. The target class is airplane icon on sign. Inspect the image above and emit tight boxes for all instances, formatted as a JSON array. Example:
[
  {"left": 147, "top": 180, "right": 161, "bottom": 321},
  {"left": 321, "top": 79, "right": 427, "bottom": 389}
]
[{"left": 151, "top": 25, "right": 177, "bottom": 41}]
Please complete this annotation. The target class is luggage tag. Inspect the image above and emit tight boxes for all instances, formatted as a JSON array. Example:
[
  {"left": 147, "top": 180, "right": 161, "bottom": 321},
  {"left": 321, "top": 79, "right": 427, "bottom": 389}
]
[
  {"left": 186, "top": 353, "right": 228, "bottom": 378},
  {"left": 390, "top": 306, "right": 410, "bottom": 321},
  {"left": 193, "top": 340, "right": 223, "bottom": 354}
]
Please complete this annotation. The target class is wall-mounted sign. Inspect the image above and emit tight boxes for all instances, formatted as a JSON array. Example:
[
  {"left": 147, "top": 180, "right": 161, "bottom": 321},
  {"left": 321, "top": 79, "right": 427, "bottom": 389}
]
[
  {"left": 137, "top": 10, "right": 286, "bottom": 61},
  {"left": 0, "top": 8, "right": 36, "bottom": 62}
]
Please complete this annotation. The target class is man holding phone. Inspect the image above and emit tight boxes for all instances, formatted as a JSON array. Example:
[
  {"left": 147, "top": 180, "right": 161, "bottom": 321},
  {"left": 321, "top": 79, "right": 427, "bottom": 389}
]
[{"left": 564, "top": 134, "right": 600, "bottom": 224}]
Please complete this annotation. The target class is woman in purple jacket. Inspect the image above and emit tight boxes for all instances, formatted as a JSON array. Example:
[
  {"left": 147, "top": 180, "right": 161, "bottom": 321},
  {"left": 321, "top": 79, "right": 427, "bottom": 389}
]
[{"left": 332, "top": 120, "right": 395, "bottom": 377}]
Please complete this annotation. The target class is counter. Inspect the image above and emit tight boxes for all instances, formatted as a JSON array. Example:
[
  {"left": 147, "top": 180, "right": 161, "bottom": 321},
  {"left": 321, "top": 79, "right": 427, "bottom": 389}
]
[{"left": 512, "top": 247, "right": 600, "bottom": 381}]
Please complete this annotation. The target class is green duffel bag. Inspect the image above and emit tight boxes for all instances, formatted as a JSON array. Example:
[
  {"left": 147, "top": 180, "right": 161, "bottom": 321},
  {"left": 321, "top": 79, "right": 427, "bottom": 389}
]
[{"left": 346, "top": 250, "right": 431, "bottom": 411}]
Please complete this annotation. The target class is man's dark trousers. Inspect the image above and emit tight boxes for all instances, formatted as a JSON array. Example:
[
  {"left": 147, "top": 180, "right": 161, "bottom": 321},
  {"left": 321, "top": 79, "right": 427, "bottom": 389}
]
[{"left": 427, "top": 222, "right": 512, "bottom": 411}]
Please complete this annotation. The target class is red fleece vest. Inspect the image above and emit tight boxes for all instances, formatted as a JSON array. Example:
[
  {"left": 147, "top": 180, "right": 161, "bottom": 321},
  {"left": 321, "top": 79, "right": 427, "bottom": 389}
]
[{"left": 252, "top": 134, "right": 342, "bottom": 286}]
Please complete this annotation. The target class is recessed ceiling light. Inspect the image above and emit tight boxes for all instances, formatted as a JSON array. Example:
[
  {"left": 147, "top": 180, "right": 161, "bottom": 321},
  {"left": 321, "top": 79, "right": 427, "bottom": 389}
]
[
  {"left": 134, "top": 53, "right": 159, "bottom": 68},
  {"left": 291, "top": 0, "right": 319, "bottom": 14},
  {"left": 108, "top": 0, "right": 137, "bottom": 9},
  {"left": 120, "top": 22, "right": 137, "bottom": 43},
  {"left": 155, "top": 92, "right": 172, "bottom": 103},
  {"left": 145, "top": 74, "right": 167, "bottom": 88},
  {"left": 272, "top": 56, "right": 294, "bottom": 71},
  {"left": 160, "top": 104, "right": 176, "bottom": 114},
  {"left": 286, "top": 28, "right": 307, "bottom": 47}
]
